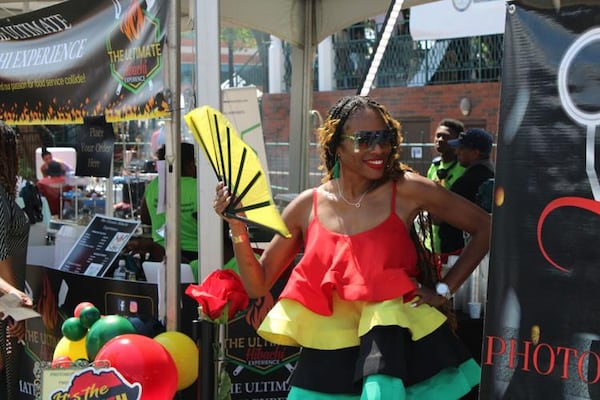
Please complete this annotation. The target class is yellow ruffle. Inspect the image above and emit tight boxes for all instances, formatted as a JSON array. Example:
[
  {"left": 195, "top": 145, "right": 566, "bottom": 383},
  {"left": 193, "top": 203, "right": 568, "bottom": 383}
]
[{"left": 257, "top": 293, "right": 447, "bottom": 350}]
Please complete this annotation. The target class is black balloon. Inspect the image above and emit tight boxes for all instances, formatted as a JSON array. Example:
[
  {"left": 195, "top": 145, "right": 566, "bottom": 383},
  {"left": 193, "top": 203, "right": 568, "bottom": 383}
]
[{"left": 126, "top": 313, "right": 166, "bottom": 338}]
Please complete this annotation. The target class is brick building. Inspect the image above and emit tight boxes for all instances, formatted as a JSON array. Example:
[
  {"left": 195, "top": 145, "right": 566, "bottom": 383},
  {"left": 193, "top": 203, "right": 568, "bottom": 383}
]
[{"left": 261, "top": 81, "right": 500, "bottom": 192}]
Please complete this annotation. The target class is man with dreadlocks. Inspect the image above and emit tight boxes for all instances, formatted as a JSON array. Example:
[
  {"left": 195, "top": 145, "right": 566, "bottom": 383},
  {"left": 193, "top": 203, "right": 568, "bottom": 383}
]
[
  {"left": 214, "top": 95, "right": 490, "bottom": 399},
  {"left": 0, "top": 122, "right": 34, "bottom": 399}
]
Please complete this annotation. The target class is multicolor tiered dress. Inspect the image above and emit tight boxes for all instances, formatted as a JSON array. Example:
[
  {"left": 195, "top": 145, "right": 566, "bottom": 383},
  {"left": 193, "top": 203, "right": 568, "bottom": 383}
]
[{"left": 258, "top": 184, "right": 480, "bottom": 399}]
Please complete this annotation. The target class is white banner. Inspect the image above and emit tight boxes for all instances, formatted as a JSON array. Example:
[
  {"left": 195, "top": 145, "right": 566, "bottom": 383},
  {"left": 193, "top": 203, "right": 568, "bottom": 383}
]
[
  {"left": 222, "top": 87, "right": 271, "bottom": 188},
  {"left": 409, "top": 0, "right": 507, "bottom": 40}
]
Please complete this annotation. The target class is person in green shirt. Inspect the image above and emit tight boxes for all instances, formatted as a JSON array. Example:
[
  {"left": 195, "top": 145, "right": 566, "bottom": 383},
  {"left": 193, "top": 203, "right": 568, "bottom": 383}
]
[
  {"left": 425, "top": 118, "right": 466, "bottom": 257},
  {"left": 128, "top": 142, "right": 199, "bottom": 263}
]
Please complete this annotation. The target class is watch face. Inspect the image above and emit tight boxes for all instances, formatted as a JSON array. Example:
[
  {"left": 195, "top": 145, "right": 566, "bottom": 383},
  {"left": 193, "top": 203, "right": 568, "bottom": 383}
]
[
  {"left": 436, "top": 282, "right": 450, "bottom": 296},
  {"left": 452, "top": 0, "right": 472, "bottom": 12}
]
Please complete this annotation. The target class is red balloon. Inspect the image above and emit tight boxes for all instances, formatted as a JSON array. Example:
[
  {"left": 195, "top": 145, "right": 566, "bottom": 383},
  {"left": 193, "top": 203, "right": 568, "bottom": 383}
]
[
  {"left": 95, "top": 334, "right": 178, "bottom": 400},
  {"left": 74, "top": 301, "right": 95, "bottom": 317}
]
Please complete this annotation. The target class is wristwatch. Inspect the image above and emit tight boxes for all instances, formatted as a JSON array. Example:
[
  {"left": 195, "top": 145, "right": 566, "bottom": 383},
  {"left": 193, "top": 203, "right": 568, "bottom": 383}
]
[{"left": 435, "top": 282, "right": 453, "bottom": 300}]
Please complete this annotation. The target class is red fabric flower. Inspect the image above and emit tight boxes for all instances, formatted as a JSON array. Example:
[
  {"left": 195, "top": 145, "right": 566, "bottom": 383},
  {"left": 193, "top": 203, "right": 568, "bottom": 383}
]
[{"left": 185, "top": 269, "right": 249, "bottom": 322}]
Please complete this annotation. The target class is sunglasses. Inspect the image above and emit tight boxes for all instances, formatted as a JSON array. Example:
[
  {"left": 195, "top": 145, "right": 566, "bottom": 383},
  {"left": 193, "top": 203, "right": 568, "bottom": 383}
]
[{"left": 342, "top": 129, "right": 396, "bottom": 153}]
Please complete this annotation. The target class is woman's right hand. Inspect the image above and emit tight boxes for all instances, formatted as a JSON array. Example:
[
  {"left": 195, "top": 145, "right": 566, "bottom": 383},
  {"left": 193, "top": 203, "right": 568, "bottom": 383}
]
[
  {"left": 214, "top": 182, "right": 245, "bottom": 225},
  {"left": 214, "top": 182, "right": 249, "bottom": 240},
  {"left": 213, "top": 181, "right": 231, "bottom": 217}
]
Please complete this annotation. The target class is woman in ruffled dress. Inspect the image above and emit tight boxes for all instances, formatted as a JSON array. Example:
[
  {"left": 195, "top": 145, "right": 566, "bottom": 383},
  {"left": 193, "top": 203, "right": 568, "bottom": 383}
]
[{"left": 214, "top": 95, "right": 490, "bottom": 399}]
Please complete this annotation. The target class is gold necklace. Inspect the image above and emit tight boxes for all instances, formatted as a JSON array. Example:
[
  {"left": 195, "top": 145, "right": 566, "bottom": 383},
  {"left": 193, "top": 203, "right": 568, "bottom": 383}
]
[{"left": 336, "top": 179, "right": 374, "bottom": 208}]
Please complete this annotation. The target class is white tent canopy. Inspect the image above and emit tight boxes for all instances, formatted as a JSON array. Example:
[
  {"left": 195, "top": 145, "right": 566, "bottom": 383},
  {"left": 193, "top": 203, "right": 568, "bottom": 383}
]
[
  {"left": 0, "top": 0, "right": 421, "bottom": 44},
  {"left": 0, "top": 0, "right": 429, "bottom": 191}
]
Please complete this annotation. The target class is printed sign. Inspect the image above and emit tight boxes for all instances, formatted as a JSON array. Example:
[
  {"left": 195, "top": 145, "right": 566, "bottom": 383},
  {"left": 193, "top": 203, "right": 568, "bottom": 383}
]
[
  {"left": 0, "top": 0, "right": 169, "bottom": 125},
  {"left": 75, "top": 117, "right": 116, "bottom": 178},
  {"left": 58, "top": 215, "right": 139, "bottom": 276},
  {"left": 36, "top": 361, "right": 142, "bottom": 400}
]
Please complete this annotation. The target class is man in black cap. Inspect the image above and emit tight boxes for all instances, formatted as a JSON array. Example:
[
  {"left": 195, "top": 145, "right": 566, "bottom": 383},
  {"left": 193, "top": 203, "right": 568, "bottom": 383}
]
[{"left": 438, "top": 128, "right": 495, "bottom": 255}]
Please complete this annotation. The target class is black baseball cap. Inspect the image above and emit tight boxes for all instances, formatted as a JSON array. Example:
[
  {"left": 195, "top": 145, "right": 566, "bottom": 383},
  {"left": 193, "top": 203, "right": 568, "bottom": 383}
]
[{"left": 448, "top": 128, "right": 493, "bottom": 155}]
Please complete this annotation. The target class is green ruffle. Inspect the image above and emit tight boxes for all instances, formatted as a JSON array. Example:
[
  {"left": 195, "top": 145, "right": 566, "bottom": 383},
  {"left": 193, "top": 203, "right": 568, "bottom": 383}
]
[
  {"left": 286, "top": 359, "right": 480, "bottom": 400},
  {"left": 406, "top": 358, "right": 481, "bottom": 400}
]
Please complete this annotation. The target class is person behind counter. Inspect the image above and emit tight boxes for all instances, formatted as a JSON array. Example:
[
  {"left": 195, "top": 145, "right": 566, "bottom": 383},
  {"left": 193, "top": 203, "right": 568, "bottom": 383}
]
[
  {"left": 214, "top": 95, "right": 491, "bottom": 399},
  {"left": 0, "top": 122, "right": 35, "bottom": 399},
  {"left": 40, "top": 148, "right": 73, "bottom": 177},
  {"left": 126, "top": 143, "right": 199, "bottom": 263},
  {"left": 36, "top": 160, "right": 74, "bottom": 217}
]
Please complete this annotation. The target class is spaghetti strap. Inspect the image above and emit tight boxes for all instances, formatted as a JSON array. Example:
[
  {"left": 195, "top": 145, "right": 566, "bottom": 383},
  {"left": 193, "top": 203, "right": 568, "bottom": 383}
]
[
  {"left": 390, "top": 181, "right": 397, "bottom": 212},
  {"left": 313, "top": 188, "right": 319, "bottom": 214}
]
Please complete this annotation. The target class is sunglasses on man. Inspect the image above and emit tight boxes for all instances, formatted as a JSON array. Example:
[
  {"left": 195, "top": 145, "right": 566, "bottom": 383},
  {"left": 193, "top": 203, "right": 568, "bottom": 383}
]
[{"left": 342, "top": 129, "right": 396, "bottom": 153}]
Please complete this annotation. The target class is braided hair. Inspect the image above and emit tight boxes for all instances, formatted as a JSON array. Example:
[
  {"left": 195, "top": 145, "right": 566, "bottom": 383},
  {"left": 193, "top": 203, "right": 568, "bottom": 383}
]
[
  {"left": 0, "top": 122, "right": 19, "bottom": 198},
  {"left": 317, "top": 96, "right": 454, "bottom": 326},
  {"left": 317, "top": 95, "right": 404, "bottom": 182}
]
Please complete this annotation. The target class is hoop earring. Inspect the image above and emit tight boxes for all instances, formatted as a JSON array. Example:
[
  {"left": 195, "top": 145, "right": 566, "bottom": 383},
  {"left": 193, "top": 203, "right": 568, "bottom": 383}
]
[{"left": 332, "top": 155, "right": 340, "bottom": 179}]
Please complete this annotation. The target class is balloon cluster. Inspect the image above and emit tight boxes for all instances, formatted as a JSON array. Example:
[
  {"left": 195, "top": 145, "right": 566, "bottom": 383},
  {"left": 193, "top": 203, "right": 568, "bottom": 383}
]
[{"left": 53, "top": 301, "right": 199, "bottom": 399}]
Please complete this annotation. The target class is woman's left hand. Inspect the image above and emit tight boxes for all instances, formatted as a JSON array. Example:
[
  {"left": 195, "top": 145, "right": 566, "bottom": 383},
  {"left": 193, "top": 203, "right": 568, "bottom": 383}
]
[
  {"left": 9, "top": 289, "right": 33, "bottom": 307},
  {"left": 410, "top": 287, "right": 449, "bottom": 309},
  {"left": 5, "top": 289, "right": 32, "bottom": 341}
]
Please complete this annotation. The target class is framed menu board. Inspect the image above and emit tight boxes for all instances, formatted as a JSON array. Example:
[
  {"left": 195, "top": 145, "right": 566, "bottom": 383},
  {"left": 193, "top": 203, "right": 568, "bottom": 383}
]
[{"left": 58, "top": 215, "right": 140, "bottom": 277}]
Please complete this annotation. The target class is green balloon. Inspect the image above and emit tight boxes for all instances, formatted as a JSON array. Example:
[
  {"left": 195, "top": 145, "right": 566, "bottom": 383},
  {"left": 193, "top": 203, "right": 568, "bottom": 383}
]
[
  {"left": 85, "top": 315, "right": 136, "bottom": 360},
  {"left": 61, "top": 317, "right": 87, "bottom": 341},
  {"left": 79, "top": 306, "right": 101, "bottom": 329}
]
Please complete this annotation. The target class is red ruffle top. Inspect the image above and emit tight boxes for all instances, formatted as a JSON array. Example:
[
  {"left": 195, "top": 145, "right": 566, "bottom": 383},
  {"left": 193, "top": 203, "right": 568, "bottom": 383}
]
[{"left": 279, "top": 183, "right": 419, "bottom": 316}]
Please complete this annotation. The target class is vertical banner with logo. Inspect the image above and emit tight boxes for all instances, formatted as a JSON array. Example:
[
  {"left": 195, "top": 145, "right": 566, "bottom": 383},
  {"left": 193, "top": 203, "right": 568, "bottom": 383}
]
[
  {"left": 223, "top": 87, "right": 272, "bottom": 187},
  {"left": 0, "top": 0, "right": 169, "bottom": 125},
  {"left": 224, "top": 266, "right": 300, "bottom": 399},
  {"left": 480, "top": 2, "right": 600, "bottom": 399}
]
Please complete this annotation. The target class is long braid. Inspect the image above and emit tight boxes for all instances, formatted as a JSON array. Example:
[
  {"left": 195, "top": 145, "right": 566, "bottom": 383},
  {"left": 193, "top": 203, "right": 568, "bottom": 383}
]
[{"left": 411, "top": 211, "right": 457, "bottom": 331}]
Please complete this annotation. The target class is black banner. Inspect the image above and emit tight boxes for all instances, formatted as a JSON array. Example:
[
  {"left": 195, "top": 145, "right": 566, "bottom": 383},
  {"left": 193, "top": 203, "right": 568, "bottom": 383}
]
[
  {"left": 0, "top": 0, "right": 169, "bottom": 125},
  {"left": 20, "top": 264, "right": 160, "bottom": 399},
  {"left": 480, "top": 2, "right": 600, "bottom": 399}
]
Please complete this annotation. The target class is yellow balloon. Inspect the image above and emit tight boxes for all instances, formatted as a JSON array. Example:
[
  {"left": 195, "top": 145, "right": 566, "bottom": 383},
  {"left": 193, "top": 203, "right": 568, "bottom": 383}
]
[
  {"left": 53, "top": 335, "right": 88, "bottom": 361},
  {"left": 154, "top": 331, "right": 199, "bottom": 390}
]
